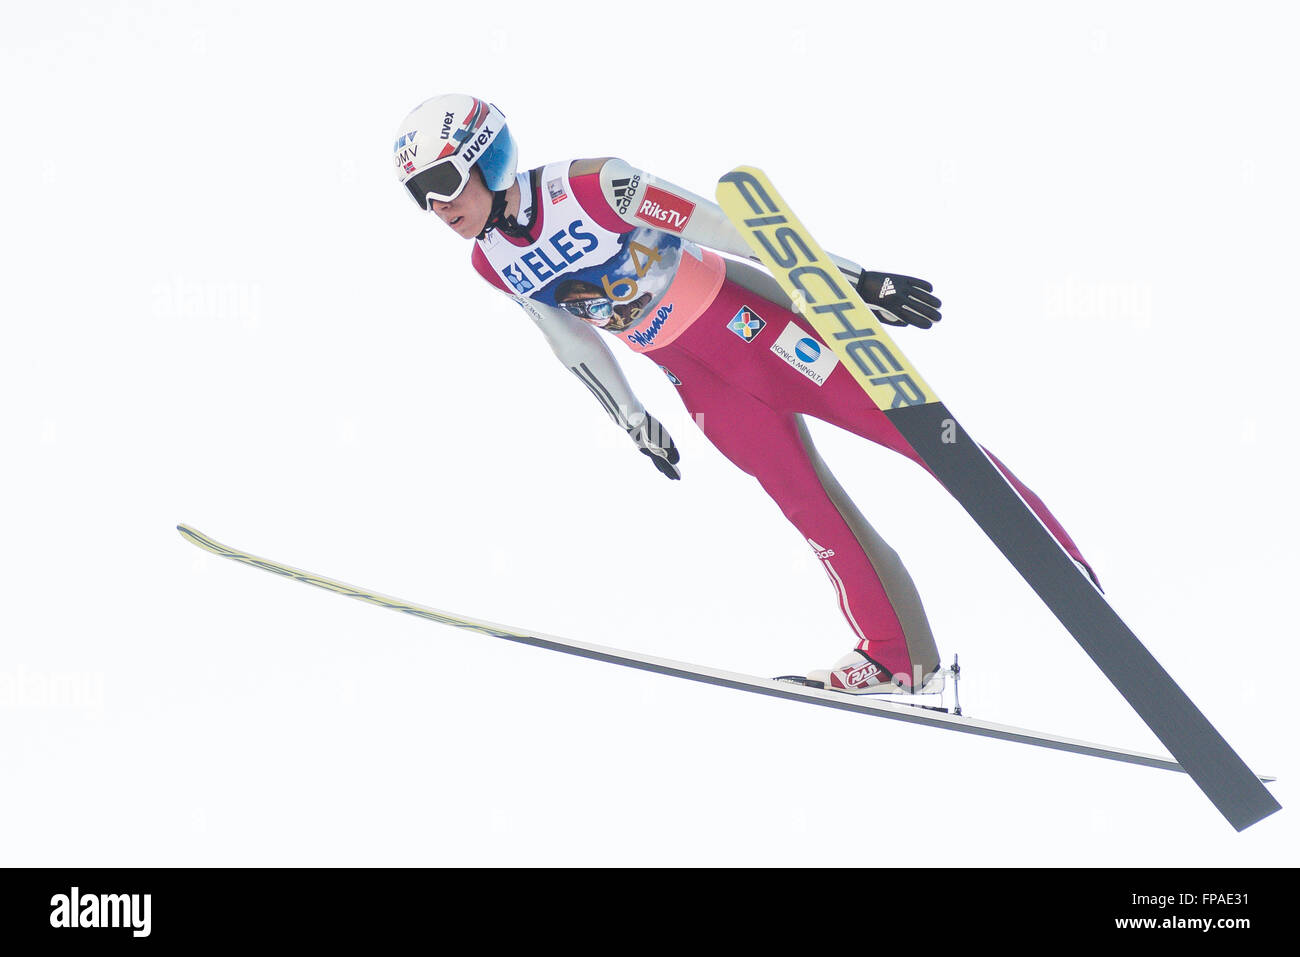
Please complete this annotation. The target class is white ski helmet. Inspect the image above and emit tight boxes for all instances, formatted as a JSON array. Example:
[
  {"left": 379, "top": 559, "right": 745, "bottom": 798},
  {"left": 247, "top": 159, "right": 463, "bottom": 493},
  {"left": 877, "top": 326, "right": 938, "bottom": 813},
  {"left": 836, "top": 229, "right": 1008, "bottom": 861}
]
[{"left": 394, "top": 94, "right": 518, "bottom": 209}]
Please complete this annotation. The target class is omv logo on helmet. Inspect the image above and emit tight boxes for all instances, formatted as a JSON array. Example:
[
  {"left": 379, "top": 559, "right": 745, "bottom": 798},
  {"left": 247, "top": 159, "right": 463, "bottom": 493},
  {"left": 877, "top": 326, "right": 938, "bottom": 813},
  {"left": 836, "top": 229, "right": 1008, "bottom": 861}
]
[{"left": 393, "top": 131, "right": 418, "bottom": 174}]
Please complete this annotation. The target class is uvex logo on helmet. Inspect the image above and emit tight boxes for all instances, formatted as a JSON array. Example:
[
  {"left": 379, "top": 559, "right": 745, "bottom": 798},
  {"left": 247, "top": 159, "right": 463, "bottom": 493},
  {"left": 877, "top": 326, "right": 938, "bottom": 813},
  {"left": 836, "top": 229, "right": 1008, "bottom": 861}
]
[
  {"left": 460, "top": 127, "right": 496, "bottom": 164},
  {"left": 436, "top": 96, "right": 494, "bottom": 161}
]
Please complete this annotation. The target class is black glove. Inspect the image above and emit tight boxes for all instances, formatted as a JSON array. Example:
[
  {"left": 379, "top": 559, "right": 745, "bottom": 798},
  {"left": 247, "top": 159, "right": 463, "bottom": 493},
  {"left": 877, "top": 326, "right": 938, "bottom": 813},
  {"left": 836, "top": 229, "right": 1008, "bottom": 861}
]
[
  {"left": 855, "top": 271, "right": 942, "bottom": 329},
  {"left": 627, "top": 413, "right": 680, "bottom": 480}
]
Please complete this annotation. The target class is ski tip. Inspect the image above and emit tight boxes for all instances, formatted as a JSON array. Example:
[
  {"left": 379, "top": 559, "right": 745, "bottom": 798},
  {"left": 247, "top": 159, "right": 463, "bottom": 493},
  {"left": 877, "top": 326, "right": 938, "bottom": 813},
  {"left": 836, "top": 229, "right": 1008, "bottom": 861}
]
[
  {"left": 176, "top": 524, "right": 214, "bottom": 552},
  {"left": 715, "top": 165, "right": 768, "bottom": 197}
]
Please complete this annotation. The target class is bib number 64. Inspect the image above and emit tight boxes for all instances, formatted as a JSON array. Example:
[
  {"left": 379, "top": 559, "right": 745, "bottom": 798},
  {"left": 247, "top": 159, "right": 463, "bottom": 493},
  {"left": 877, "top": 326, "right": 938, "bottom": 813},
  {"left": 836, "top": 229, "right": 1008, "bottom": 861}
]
[{"left": 601, "top": 241, "right": 662, "bottom": 302}]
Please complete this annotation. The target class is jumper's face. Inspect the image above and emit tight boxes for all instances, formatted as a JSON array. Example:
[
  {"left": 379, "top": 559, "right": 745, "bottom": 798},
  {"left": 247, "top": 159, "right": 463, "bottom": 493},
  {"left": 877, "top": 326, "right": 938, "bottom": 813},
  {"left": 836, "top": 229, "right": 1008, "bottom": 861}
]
[{"left": 429, "top": 170, "right": 491, "bottom": 239}]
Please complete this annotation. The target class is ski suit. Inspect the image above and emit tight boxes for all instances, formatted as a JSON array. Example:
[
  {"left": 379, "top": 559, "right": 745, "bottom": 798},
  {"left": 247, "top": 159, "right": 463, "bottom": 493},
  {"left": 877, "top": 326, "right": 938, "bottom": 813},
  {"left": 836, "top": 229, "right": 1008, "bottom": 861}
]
[{"left": 469, "top": 157, "right": 1094, "bottom": 685}]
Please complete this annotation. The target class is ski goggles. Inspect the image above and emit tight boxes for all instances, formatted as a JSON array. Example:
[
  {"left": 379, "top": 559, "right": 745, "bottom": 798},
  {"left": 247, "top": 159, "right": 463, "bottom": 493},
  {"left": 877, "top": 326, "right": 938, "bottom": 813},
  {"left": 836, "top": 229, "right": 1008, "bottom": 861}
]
[
  {"left": 559, "top": 297, "right": 615, "bottom": 323},
  {"left": 404, "top": 157, "right": 475, "bottom": 208}
]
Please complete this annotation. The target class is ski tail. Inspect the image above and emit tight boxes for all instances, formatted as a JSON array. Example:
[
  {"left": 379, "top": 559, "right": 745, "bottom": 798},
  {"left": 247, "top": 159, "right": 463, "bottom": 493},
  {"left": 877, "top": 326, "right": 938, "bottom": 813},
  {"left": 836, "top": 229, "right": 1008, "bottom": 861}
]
[{"left": 714, "top": 166, "right": 1279, "bottom": 830}]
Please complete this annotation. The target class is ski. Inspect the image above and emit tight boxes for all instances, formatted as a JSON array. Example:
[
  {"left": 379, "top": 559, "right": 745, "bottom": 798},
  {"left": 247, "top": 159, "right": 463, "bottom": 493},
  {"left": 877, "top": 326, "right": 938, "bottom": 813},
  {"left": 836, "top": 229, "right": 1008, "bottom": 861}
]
[
  {"left": 715, "top": 166, "right": 1279, "bottom": 831},
  {"left": 177, "top": 524, "right": 1276, "bottom": 786}
]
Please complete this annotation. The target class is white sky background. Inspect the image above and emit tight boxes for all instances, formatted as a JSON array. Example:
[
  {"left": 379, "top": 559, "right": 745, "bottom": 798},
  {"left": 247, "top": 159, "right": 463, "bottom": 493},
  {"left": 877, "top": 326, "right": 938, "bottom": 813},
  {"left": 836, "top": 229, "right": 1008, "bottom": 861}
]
[{"left": 1, "top": 0, "right": 1296, "bottom": 866}]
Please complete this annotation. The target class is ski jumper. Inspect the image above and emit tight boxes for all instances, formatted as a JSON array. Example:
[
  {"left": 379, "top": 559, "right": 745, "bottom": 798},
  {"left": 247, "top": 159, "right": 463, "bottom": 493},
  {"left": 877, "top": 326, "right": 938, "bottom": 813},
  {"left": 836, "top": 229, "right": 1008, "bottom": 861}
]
[{"left": 470, "top": 158, "right": 1095, "bottom": 685}]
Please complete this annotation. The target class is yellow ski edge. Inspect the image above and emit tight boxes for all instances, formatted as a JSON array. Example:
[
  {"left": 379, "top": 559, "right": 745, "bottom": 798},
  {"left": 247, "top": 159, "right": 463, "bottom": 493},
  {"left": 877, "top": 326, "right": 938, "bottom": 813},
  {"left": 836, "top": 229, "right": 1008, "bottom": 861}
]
[{"left": 715, "top": 165, "right": 939, "bottom": 410}]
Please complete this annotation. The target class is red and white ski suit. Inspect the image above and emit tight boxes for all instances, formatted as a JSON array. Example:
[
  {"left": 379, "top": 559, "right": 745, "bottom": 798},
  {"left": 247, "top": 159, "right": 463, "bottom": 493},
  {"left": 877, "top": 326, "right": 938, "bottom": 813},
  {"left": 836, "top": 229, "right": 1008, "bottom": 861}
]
[{"left": 469, "top": 158, "right": 1094, "bottom": 683}]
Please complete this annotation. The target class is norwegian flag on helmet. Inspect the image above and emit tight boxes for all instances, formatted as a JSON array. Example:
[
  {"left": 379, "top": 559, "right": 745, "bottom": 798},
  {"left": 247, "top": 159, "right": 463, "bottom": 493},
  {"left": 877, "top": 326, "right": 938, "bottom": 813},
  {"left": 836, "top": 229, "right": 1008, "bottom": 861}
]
[{"left": 437, "top": 97, "right": 492, "bottom": 160}]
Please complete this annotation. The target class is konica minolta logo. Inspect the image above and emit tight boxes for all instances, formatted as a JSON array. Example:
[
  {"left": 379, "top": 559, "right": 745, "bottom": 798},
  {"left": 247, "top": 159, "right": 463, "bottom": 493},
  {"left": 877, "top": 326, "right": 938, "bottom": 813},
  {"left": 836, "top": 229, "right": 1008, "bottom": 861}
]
[{"left": 49, "top": 886, "right": 151, "bottom": 938}]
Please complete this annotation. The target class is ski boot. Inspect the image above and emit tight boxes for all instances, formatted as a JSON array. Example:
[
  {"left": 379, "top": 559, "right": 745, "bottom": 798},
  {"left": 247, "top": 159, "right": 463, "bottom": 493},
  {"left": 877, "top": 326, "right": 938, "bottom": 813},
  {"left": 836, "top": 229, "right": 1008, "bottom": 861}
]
[{"left": 802, "top": 639, "right": 944, "bottom": 695}]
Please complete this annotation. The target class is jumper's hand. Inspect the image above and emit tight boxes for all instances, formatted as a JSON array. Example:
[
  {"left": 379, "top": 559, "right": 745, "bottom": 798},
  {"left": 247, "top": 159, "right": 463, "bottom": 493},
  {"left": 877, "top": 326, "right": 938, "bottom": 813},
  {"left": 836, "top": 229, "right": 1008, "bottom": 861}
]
[
  {"left": 855, "top": 271, "right": 942, "bottom": 329},
  {"left": 628, "top": 412, "right": 681, "bottom": 480}
]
